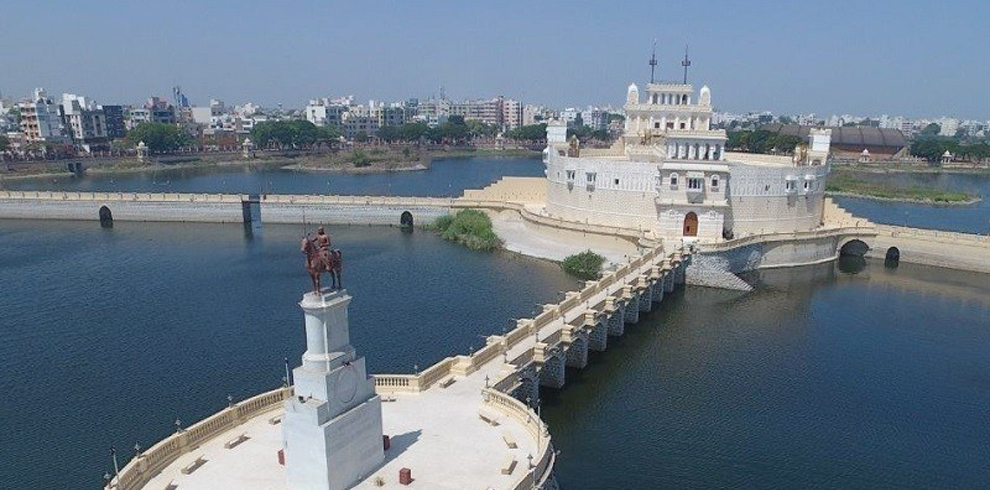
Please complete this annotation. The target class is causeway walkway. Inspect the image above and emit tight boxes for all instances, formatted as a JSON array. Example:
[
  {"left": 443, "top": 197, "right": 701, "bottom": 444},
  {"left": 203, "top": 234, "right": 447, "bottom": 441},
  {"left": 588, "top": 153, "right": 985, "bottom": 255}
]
[{"left": 109, "top": 245, "right": 691, "bottom": 490}]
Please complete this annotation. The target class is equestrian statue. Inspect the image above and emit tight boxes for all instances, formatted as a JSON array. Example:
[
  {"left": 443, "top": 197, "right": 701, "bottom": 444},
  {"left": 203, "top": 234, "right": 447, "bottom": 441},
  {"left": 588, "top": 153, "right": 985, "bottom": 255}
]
[{"left": 301, "top": 226, "right": 342, "bottom": 293}]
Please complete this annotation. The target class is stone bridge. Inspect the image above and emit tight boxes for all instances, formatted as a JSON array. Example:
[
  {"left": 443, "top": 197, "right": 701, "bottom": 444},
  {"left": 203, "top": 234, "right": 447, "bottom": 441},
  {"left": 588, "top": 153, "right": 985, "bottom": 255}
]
[{"left": 370, "top": 244, "right": 690, "bottom": 416}]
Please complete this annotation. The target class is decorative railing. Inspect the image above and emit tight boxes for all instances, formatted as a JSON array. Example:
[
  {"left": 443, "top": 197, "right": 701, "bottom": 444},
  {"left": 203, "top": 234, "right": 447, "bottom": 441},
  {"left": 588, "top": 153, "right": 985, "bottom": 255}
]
[
  {"left": 481, "top": 389, "right": 555, "bottom": 490},
  {"left": 0, "top": 190, "right": 247, "bottom": 203},
  {"left": 106, "top": 386, "right": 292, "bottom": 490},
  {"left": 372, "top": 244, "right": 686, "bottom": 395}
]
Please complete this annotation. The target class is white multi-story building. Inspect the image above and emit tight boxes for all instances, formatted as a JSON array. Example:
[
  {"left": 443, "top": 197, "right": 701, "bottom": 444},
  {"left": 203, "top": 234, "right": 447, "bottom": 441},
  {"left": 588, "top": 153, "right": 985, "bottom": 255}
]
[
  {"left": 305, "top": 98, "right": 347, "bottom": 127},
  {"left": 61, "top": 93, "right": 108, "bottom": 151},
  {"left": 544, "top": 80, "right": 832, "bottom": 240},
  {"left": 18, "top": 88, "right": 69, "bottom": 144}
]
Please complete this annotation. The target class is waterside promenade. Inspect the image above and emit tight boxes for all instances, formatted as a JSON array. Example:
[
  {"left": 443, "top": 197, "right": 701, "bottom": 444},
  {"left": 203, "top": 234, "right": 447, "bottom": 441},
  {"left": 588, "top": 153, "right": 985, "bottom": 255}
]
[{"left": 105, "top": 245, "right": 691, "bottom": 490}]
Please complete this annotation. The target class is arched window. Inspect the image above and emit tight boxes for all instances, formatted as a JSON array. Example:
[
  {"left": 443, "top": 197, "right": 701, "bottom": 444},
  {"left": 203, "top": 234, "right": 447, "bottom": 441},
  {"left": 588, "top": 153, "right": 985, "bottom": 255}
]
[
  {"left": 711, "top": 175, "right": 720, "bottom": 189},
  {"left": 669, "top": 172, "right": 679, "bottom": 187}
]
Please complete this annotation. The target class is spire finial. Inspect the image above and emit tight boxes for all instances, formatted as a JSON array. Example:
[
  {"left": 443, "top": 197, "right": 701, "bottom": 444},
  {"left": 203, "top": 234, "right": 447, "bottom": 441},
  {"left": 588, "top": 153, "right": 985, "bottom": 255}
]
[
  {"left": 649, "top": 39, "right": 658, "bottom": 84},
  {"left": 681, "top": 44, "right": 692, "bottom": 84}
]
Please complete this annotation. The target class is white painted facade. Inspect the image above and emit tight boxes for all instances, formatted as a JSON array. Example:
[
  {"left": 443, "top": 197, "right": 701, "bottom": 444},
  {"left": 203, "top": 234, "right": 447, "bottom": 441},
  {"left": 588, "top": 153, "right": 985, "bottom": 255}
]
[
  {"left": 544, "top": 80, "right": 832, "bottom": 240},
  {"left": 282, "top": 291, "right": 384, "bottom": 490}
]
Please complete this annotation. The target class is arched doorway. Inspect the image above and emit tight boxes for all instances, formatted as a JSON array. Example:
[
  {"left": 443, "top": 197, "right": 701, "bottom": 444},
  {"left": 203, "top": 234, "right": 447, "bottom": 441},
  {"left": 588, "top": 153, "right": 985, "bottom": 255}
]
[
  {"left": 683, "top": 212, "right": 698, "bottom": 237},
  {"left": 839, "top": 239, "right": 869, "bottom": 257},
  {"left": 98, "top": 206, "right": 113, "bottom": 228},
  {"left": 400, "top": 211, "right": 413, "bottom": 229},
  {"left": 885, "top": 246, "right": 900, "bottom": 268}
]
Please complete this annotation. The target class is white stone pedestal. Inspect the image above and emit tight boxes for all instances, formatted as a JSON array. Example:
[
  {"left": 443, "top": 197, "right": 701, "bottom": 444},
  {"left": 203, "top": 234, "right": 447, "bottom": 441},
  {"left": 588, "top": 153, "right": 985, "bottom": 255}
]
[{"left": 282, "top": 289, "right": 384, "bottom": 490}]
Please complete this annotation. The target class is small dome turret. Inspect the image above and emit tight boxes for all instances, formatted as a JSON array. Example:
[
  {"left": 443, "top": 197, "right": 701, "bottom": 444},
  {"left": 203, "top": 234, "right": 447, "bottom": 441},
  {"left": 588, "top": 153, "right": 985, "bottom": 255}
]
[
  {"left": 699, "top": 85, "right": 712, "bottom": 106},
  {"left": 626, "top": 83, "right": 639, "bottom": 105}
]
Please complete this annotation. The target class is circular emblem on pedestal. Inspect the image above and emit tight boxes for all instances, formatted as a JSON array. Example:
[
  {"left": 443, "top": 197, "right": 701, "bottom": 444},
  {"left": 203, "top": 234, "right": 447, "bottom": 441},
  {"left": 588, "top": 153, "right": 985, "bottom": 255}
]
[{"left": 336, "top": 366, "right": 358, "bottom": 404}]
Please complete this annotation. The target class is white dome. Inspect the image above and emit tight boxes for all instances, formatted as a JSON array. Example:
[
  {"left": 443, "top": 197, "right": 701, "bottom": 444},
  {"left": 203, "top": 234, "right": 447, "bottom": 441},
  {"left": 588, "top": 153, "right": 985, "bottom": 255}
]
[
  {"left": 626, "top": 83, "right": 640, "bottom": 104},
  {"left": 699, "top": 85, "right": 712, "bottom": 106}
]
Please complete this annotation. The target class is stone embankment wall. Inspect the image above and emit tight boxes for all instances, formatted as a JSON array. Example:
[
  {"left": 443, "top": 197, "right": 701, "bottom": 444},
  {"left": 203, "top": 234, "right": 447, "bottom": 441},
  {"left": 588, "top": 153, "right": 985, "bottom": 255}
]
[
  {"left": 0, "top": 191, "right": 455, "bottom": 226},
  {"left": 0, "top": 191, "right": 246, "bottom": 223},
  {"left": 259, "top": 195, "right": 452, "bottom": 226},
  {"left": 870, "top": 224, "right": 990, "bottom": 274}
]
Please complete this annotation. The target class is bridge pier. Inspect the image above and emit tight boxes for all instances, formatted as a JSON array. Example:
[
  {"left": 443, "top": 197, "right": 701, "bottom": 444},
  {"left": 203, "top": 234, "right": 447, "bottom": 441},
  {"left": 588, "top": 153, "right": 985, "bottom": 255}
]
[
  {"left": 565, "top": 335, "right": 589, "bottom": 369},
  {"left": 663, "top": 268, "right": 675, "bottom": 293},
  {"left": 652, "top": 276, "right": 665, "bottom": 303},
  {"left": 623, "top": 287, "right": 640, "bottom": 324},
  {"left": 538, "top": 347, "right": 566, "bottom": 389},
  {"left": 515, "top": 365, "right": 540, "bottom": 405},
  {"left": 637, "top": 289, "right": 653, "bottom": 313},
  {"left": 607, "top": 304, "right": 625, "bottom": 337},
  {"left": 588, "top": 320, "right": 608, "bottom": 351}
]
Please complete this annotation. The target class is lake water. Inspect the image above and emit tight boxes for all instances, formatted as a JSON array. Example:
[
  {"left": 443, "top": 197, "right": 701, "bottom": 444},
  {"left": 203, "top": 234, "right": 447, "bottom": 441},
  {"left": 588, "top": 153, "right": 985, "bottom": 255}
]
[
  {"left": 2, "top": 156, "right": 547, "bottom": 197},
  {"left": 2, "top": 159, "right": 989, "bottom": 489},
  {"left": 833, "top": 171, "right": 990, "bottom": 234}
]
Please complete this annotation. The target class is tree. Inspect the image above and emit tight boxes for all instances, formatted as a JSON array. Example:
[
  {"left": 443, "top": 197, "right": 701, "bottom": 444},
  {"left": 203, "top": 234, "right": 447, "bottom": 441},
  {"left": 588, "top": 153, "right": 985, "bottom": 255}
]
[
  {"left": 376, "top": 125, "right": 401, "bottom": 142},
  {"left": 251, "top": 120, "right": 339, "bottom": 149},
  {"left": 465, "top": 119, "right": 496, "bottom": 138},
  {"left": 353, "top": 131, "right": 370, "bottom": 143},
  {"left": 920, "top": 123, "right": 941, "bottom": 136},
  {"left": 910, "top": 138, "right": 958, "bottom": 163},
  {"left": 399, "top": 122, "right": 430, "bottom": 142},
  {"left": 506, "top": 123, "right": 547, "bottom": 141},
  {"left": 438, "top": 121, "right": 468, "bottom": 143},
  {"left": 126, "top": 122, "right": 191, "bottom": 152},
  {"left": 0, "top": 134, "right": 9, "bottom": 152}
]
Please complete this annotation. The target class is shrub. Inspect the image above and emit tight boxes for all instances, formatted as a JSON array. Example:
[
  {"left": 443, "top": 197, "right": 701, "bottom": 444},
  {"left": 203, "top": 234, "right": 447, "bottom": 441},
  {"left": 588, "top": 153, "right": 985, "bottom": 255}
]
[
  {"left": 430, "top": 210, "right": 501, "bottom": 251},
  {"left": 561, "top": 250, "right": 605, "bottom": 280},
  {"left": 350, "top": 149, "right": 372, "bottom": 167}
]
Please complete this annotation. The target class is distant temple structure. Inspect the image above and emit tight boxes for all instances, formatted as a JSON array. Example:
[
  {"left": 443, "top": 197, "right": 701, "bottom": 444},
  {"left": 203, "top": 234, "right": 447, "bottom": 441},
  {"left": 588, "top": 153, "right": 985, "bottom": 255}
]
[{"left": 544, "top": 72, "right": 833, "bottom": 240}]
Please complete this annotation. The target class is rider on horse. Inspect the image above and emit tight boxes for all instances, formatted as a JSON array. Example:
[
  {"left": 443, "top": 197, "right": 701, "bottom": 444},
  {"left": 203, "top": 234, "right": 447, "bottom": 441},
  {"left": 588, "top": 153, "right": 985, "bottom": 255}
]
[
  {"left": 302, "top": 226, "right": 342, "bottom": 293},
  {"left": 315, "top": 226, "right": 331, "bottom": 268}
]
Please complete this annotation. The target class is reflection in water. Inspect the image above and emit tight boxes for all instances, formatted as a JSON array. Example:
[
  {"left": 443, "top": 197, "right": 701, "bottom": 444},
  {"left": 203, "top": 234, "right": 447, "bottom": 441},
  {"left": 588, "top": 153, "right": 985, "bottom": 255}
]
[
  {"left": 545, "top": 259, "right": 990, "bottom": 489},
  {"left": 836, "top": 254, "right": 866, "bottom": 274}
]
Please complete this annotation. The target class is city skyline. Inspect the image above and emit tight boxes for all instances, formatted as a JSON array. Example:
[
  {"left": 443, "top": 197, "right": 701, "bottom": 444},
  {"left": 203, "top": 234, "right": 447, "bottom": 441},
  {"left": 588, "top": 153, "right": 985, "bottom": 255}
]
[{"left": 2, "top": 1, "right": 989, "bottom": 119}]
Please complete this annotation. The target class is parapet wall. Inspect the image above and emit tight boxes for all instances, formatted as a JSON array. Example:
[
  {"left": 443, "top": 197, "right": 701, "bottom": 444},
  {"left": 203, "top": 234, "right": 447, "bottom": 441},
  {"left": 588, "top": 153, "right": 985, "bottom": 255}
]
[{"left": 0, "top": 191, "right": 246, "bottom": 223}]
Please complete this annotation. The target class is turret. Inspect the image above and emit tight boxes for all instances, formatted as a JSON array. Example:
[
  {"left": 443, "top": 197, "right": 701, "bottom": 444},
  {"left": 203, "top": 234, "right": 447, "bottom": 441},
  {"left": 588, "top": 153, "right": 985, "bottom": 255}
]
[
  {"left": 626, "top": 83, "right": 640, "bottom": 105},
  {"left": 699, "top": 85, "right": 711, "bottom": 107}
]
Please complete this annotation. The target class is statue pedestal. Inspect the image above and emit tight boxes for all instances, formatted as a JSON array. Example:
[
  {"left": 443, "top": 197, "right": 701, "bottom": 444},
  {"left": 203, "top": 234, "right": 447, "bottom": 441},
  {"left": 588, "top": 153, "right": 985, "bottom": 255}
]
[{"left": 282, "top": 289, "right": 384, "bottom": 490}]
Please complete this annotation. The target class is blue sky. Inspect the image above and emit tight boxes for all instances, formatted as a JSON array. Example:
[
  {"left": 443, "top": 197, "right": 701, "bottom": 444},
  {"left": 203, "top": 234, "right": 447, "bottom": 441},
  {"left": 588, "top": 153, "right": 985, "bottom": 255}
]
[{"left": 2, "top": 0, "right": 988, "bottom": 118}]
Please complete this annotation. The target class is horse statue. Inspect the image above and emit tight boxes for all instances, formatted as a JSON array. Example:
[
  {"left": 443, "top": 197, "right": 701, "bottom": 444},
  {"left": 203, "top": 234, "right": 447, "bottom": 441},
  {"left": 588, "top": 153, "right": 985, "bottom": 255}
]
[{"left": 301, "top": 237, "right": 343, "bottom": 294}]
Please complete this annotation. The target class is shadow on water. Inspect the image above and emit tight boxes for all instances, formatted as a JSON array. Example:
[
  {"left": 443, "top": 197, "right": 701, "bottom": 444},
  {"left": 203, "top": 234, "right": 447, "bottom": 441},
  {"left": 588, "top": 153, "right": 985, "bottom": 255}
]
[{"left": 837, "top": 254, "right": 866, "bottom": 274}]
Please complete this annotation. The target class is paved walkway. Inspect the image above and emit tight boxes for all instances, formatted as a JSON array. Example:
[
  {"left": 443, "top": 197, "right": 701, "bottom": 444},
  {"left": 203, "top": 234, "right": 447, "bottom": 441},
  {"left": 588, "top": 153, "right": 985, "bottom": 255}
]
[{"left": 491, "top": 207, "right": 638, "bottom": 265}]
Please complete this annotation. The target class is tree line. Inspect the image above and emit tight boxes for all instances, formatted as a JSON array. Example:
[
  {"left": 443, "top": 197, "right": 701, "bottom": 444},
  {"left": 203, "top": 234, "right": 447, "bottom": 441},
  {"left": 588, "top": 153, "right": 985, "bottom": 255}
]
[{"left": 726, "top": 129, "right": 804, "bottom": 154}]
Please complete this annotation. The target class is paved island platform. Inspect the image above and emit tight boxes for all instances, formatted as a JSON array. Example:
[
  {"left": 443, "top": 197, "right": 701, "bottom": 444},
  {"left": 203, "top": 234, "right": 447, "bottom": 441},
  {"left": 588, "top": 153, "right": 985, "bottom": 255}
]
[{"left": 106, "top": 245, "right": 691, "bottom": 490}]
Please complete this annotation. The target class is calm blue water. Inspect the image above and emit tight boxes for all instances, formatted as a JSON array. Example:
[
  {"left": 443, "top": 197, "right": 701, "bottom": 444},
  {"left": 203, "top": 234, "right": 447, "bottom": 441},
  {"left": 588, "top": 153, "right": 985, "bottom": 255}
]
[
  {"left": 3, "top": 156, "right": 546, "bottom": 197},
  {"left": 833, "top": 171, "right": 990, "bottom": 234},
  {"left": 544, "top": 263, "right": 990, "bottom": 489},
  {"left": 0, "top": 220, "right": 578, "bottom": 489},
  {"left": 2, "top": 159, "right": 990, "bottom": 489}
]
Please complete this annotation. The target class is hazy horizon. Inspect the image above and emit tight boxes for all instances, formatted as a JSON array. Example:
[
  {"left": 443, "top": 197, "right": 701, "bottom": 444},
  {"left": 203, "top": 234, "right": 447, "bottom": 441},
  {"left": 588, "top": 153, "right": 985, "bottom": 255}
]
[{"left": 2, "top": 0, "right": 988, "bottom": 119}]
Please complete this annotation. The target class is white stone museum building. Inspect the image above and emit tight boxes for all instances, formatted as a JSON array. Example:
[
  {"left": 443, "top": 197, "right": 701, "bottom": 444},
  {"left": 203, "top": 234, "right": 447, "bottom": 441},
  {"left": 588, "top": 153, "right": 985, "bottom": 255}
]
[{"left": 544, "top": 80, "right": 833, "bottom": 240}]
